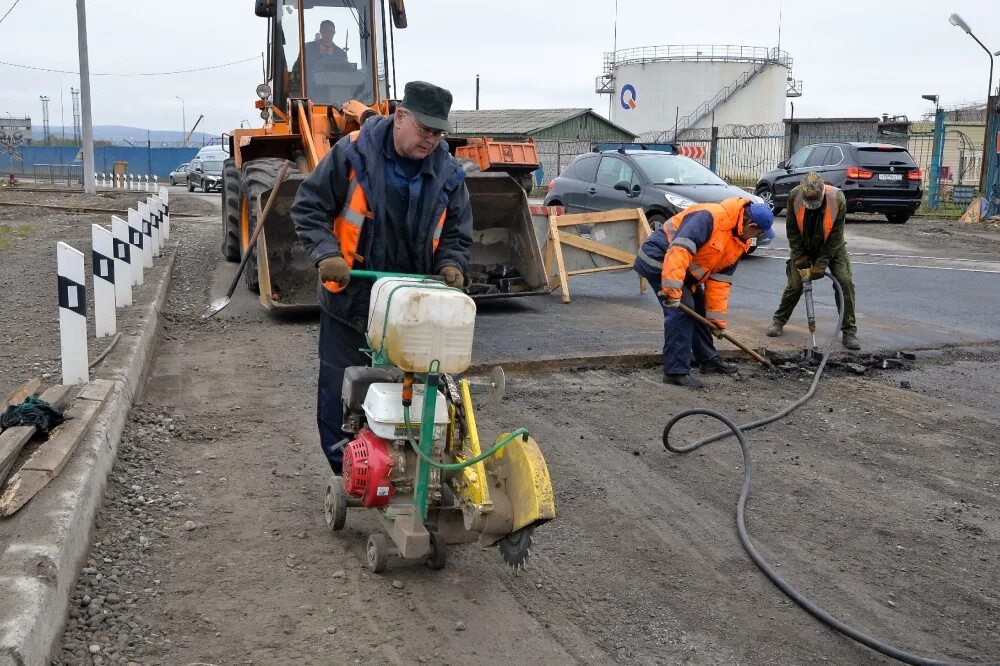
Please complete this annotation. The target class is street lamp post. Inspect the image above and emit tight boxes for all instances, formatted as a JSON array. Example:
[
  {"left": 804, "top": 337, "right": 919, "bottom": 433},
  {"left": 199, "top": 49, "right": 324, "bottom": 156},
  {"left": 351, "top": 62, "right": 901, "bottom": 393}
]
[
  {"left": 175, "top": 96, "right": 186, "bottom": 139},
  {"left": 948, "top": 13, "right": 994, "bottom": 192}
]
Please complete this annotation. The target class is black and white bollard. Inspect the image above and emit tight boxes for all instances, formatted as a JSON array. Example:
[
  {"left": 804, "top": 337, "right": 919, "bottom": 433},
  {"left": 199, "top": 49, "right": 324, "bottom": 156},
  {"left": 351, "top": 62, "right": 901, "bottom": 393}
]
[
  {"left": 149, "top": 195, "right": 164, "bottom": 253},
  {"left": 91, "top": 225, "right": 117, "bottom": 338},
  {"left": 123, "top": 212, "right": 145, "bottom": 286},
  {"left": 143, "top": 198, "right": 160, "bottom": 256},
  {"left": 110, "top": 216, "right": 133, "bottom": 307},
  {"left": 157, "top": 187, "right": 170, "bottom": 240},
  {"left": 131, "top": 207, "right": 154, "bottom": 269},
  {"left": 57, "top": 242, "right": 89, "bottom": 385}
]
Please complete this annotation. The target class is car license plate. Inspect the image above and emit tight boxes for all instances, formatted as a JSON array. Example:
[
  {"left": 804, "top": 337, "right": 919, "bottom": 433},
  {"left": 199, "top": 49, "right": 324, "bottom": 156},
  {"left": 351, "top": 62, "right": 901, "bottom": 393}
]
[
  {"left": 749, "top": 237, "right": 757, "bottom": 247},
  {"left": 878, "top": 173, "right": 903, "bottom": 181}
]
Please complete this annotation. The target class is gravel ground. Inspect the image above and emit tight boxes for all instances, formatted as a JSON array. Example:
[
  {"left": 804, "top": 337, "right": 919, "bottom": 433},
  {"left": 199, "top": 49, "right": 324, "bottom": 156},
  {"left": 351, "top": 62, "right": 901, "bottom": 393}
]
[
  {"left": 0, "top": 190, "right": 217, "bottom": 400},
  {"left": 44, "top": 211, "right": 999, "bottom": 665}
]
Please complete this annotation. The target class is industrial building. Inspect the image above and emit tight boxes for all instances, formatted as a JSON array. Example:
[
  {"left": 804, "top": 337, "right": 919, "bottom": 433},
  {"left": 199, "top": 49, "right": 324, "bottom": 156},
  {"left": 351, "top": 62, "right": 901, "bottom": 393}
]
[{"left": 595, "top": 44, "right": 803, "bottom": 141}]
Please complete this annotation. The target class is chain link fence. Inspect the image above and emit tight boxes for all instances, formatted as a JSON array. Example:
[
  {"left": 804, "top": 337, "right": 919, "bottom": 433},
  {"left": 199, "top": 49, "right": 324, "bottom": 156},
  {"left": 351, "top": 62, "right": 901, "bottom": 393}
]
[{"left": 524, "top": 122, "right": 986, "bottom": 215}]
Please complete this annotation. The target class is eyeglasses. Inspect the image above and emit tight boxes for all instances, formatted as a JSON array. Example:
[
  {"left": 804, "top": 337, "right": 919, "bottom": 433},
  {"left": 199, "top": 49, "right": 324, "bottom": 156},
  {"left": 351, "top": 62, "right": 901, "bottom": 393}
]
[{"left": 406, "top": 112, "right": 447, "bottom": 138}]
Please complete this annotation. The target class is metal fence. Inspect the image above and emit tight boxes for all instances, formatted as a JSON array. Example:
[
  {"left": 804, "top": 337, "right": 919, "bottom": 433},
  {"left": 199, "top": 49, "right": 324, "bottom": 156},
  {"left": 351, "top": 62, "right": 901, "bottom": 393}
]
[
  {"left": 509, "top": 122, "right": 987, "bottom": 216},
  {"left": 32, "top": 163, "right": 84, "bottom": 186}
]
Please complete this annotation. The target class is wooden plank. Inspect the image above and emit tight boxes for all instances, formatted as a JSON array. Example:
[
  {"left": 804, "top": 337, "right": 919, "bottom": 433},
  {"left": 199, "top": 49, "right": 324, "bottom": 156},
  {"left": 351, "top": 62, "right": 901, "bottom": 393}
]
[
  {"left": 549, "top": 219, "right": 571, "bottom": 304},
  {"left": 637, "top": 214, "right": 649, "bottom": 295},
  {"left": 565, "top": 264, "right": 635, "bottom": 277},
  {"left": 0, "top": 385, "right": 77, "bottom": 485},
  {"left": 556, "top": 233, "right": 637, "bottom": 265},
  {"left": 3, "top": 378, "right": 41, "bottom": 408},
  {"left": 20, "top": 397, "right": 101, "bottom": 475},
  {"left": 552, "top": 209, "right": 643, "bottom": 226},
  {"left": 0, "top": 393, "right": 103, "bottom": 517}
]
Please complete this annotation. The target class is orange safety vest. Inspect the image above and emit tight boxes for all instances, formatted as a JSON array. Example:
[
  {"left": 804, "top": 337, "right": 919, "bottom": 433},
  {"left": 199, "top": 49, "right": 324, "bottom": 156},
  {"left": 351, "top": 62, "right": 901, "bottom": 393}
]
[
  {"left": 324, "top": 131, "right": 447, "bottom": 293},
  {"left": 793, "top": 184, "right": 840, "bottom": 240},
  {"left": 660, "top": 197, "right": 752, "bottom": 327}
]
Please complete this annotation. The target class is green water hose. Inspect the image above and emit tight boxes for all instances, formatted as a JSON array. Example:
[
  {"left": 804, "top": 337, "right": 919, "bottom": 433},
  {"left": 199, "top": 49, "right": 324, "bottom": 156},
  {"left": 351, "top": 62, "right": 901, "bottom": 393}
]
[{"left": 402, "top": 403, "right": 528, "bottom": 471}]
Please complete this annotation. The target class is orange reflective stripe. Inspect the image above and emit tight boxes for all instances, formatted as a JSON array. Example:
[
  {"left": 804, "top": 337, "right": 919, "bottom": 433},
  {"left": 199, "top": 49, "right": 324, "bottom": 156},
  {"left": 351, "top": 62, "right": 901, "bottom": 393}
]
[
  {"left": 324, "top": 165, "right": 372, "bottom": 294},
  {"left": 431, "top": 209, "right": 445, "bottom": 252},
  {"left": 795, "top": 184, "right": 838, "bottom": 240}
]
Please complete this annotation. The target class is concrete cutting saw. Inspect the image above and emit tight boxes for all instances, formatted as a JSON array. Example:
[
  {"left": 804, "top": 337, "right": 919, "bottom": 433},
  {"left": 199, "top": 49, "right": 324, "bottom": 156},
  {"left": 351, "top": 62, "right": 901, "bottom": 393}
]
[{"left": 323, "top": 271, "right": 555, "bottom": 572}]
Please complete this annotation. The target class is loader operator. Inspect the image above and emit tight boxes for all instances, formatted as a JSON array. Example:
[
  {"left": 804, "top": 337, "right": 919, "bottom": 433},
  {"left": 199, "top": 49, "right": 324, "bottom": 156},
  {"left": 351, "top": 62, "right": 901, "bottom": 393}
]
[
  {"left": 305, "top": 20, "right": 349, "bottom": 66},
  {"left": 765, "top": 171, "right": 860, "bottom": 350},
  {"left": 292, "top": 80, "right": 472, "bottom": 475},
  {"left": 633, "top": 198, "right": 775, "bottom": 388}
]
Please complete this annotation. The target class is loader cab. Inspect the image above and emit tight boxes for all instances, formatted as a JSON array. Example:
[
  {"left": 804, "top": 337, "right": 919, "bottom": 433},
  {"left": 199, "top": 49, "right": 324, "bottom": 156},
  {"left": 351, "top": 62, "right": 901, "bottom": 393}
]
[{"left": 263, "top": 0, "right": 383, "bottom": 111}]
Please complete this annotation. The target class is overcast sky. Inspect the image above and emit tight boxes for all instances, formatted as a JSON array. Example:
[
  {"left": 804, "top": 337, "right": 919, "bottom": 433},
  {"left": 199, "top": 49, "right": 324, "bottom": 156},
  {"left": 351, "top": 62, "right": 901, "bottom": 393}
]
[{"left": 0, "top": 0, "right": 997, "bottom": 136}]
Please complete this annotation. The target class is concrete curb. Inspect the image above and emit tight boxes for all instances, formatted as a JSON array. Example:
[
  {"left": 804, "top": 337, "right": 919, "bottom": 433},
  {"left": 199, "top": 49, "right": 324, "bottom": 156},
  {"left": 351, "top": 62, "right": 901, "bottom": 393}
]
[{"left": 0, "top": 243, "right": 177, "bottom": 666}]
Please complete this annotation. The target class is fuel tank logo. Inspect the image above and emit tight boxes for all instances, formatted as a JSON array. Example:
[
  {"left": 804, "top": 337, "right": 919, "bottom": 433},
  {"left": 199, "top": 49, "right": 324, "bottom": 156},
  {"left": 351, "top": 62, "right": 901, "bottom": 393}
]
[{"left": 620, "top": 84, "right": 637, "bottom": 110}]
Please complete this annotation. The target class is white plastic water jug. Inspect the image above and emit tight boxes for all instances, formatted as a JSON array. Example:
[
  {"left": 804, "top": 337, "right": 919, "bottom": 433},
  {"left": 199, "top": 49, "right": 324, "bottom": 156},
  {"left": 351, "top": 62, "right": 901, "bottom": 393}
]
[{"left": 367, "top": 277, "right": 476, "bottom": 374}]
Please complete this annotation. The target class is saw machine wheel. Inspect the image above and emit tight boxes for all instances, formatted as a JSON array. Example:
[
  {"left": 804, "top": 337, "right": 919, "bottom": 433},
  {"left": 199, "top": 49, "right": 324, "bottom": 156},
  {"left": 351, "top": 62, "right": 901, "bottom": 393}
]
[
  {"left": 366, "top": 533, "right": 389, "bottom": 573},
  {"left": 426, "top": 525, "right": 447, "bottom": 571},
  {"left": 324, "top": 475, "right": 347, "bottom": 532},
  {"left": 497, "top": 525, "right": 536, "bottom": 569}
]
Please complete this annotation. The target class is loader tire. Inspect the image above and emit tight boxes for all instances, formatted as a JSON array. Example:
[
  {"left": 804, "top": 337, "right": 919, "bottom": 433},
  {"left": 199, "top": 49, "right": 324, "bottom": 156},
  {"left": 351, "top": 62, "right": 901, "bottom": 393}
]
[
  {"left": 240, "top": 157, "right": 297, "bottom": 294},
  {"left": 221, "top": 158, "right": 241, "bottom": 262}
]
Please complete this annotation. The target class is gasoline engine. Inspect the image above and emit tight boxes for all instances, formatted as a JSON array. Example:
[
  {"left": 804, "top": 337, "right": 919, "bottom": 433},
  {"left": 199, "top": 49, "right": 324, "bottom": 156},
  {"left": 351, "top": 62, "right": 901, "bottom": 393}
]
[{"left": 324, "top": 273, "right": 555, "bottom": 573}]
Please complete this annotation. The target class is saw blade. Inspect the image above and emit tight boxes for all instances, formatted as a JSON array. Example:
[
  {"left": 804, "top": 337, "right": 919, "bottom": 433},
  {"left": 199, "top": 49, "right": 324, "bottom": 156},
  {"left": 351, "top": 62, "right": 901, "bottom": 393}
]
[{"left": 497, "top": 525, "right": 535, "bottom": 570}]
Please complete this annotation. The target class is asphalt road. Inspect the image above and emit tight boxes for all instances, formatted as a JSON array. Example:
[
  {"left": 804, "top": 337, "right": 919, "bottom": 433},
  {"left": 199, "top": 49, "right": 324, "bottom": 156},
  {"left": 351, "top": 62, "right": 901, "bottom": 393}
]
[
  {"left": 202, "top": 185, "right": 1000, "bottom": 365},
  {"left": 471, "top": 216, "right": 1000, "bottom": 364}
]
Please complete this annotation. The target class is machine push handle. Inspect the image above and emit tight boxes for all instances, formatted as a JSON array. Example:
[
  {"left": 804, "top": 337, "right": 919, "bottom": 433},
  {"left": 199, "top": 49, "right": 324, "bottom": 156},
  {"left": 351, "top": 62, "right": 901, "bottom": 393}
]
[{"left": 350, "top": 269, "right": 444, "bottom": 282}]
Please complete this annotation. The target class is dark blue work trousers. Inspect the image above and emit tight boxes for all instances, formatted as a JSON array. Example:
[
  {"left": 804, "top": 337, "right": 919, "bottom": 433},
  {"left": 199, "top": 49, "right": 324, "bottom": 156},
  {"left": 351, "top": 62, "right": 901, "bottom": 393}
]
[
  {"left": 317, "top": 310, "right": 367, "bottom": 474},
  {"left": 647, "top": 278, "right": 719, "bottom": 376}
]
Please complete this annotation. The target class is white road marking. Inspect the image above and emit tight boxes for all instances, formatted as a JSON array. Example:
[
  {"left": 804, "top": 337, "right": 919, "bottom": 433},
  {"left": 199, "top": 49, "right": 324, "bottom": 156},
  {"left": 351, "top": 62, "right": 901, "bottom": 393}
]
[{"left": 756, "top": 249, "right": 1000, "bottom": 274}]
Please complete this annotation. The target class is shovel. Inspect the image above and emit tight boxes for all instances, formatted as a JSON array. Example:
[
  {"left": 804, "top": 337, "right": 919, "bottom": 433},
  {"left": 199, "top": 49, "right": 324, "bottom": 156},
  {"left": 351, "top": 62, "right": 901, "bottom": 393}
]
[
  {"left": 678, "top": 303, "right": 771, "bottom": 367},
  {"left": 202, "top": 160, "right": 293, "bottom": 319}
]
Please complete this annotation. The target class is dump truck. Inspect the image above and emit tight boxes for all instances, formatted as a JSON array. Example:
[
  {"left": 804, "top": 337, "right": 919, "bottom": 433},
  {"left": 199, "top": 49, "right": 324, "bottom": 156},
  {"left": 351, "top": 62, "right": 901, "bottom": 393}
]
[{"left": 221, "top": 0, "right": 550, "bottom": 309}]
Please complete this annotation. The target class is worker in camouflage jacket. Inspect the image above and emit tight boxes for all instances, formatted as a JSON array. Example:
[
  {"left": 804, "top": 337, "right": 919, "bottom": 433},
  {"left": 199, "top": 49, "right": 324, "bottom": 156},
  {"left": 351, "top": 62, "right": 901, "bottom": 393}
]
[{"left": 766, "top": 171, "right": 860, "bottom": 350}]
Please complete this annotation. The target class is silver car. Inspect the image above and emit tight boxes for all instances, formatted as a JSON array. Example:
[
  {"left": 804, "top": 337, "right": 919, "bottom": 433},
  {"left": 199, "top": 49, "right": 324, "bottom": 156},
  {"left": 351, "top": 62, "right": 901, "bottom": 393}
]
[{"left": 168, "top": 163, "right": 190, "bottom": 186}]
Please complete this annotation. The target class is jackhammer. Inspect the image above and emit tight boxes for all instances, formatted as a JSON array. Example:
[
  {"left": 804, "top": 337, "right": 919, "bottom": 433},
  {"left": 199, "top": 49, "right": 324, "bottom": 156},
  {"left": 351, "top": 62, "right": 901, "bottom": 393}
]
[{"left": 800, "top": 268, "right": 818, "bottom": 352}]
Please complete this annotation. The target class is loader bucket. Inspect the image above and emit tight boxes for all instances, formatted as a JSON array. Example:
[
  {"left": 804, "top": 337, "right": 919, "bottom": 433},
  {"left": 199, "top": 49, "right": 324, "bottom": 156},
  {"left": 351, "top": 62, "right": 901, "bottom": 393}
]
[
  {"left": 254, "top": 174, "right": 320, "bottom": 311},
  {"left": 464, "top": 172, "right": 551, "bottom": 299},
  {"left": 255, "top": 171, "right": 551, "bottom": 309}
]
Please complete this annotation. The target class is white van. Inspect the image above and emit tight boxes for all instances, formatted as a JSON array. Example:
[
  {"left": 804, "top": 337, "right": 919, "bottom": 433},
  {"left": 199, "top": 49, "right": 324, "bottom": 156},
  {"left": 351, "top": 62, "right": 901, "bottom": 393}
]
[{"left": 194, "top": 146, "right": 228, "bottom": 162}]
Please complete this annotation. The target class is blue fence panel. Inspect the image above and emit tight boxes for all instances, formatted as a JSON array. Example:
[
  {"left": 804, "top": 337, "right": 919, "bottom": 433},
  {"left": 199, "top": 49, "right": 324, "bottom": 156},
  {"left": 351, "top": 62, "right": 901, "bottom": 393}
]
[{"left": 0, "top": 146, "right": 201, "bottom": 179}]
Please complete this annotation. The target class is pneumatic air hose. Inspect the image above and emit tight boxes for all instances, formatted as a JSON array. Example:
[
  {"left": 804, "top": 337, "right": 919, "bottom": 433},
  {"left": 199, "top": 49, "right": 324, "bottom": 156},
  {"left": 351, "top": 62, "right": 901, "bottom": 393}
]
[{"left": 663, "top": 272, "right": 999, "bottom": 666}]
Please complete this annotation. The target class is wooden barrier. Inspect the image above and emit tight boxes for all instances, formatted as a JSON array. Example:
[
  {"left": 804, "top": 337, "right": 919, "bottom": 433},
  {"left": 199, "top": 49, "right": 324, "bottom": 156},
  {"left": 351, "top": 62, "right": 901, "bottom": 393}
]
[{"left": 536, "top": 207, "right": 653, "bottom": 304}]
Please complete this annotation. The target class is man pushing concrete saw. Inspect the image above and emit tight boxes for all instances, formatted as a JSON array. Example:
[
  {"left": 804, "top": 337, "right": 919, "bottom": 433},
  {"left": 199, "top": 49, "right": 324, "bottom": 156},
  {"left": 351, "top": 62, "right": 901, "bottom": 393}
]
[{"left": 292, "top": 81, "right": 473, "bottom": 474}]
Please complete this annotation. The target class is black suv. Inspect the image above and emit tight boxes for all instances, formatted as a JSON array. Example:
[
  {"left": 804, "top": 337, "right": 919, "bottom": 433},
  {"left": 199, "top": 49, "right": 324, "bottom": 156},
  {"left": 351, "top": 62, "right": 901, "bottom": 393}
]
[
  {"left": 544, "top": 149, "right": 765, "bottom": 233},
  {"left": 187, "top": 157, "right": 223, "bottom": 193},
  {"left": 755, "top": 142, "right": 922, "bottom": 223}
]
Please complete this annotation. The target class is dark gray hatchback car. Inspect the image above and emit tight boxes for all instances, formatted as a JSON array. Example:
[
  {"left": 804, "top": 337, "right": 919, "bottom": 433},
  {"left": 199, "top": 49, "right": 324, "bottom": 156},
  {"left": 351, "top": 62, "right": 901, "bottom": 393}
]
[{"left": 544, "top": 149, "right": 768, "bottom": 245}]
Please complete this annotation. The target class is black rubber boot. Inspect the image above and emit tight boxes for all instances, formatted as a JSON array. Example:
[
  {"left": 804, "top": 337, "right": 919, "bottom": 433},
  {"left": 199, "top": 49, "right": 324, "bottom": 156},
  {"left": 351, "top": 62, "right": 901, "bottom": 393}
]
[
  {"left": 700, "top": 357, "right": 739, "bottom": 375},
  {"left": 663, "top": 373, "right": 705, "bottom": 388}
]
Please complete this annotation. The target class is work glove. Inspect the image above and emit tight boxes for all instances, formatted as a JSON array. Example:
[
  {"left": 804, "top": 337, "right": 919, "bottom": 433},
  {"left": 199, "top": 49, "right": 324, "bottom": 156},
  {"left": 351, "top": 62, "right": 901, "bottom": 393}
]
[
  {"left": 808, "top": 266, "right": 826, "bottom": 281},
  {"left": 317, "top": 255, "right": 351, "bottom": 288},
  {"left": 659, "top": 291, "right": 681, "bottom": 308},
  {"left": 708, "top": 319, "right": 727, "bottom": 338},
  {"left": 439, "top": 266, "right": 464, "bottom": 288},
  {"left": 793, "top": 256, "right": 811, "bottom": 270}
]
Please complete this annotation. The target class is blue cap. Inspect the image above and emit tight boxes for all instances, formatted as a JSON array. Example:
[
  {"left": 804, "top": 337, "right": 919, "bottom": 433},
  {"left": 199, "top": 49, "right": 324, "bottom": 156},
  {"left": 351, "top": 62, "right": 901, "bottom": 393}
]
[{"left": 746, "top": 203, "right": 775, "bottom": 240}]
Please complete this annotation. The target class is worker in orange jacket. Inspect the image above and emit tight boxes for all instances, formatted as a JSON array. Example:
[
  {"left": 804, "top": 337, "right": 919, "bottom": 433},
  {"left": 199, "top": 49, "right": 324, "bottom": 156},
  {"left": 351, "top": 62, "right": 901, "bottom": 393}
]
[{"left": 633, "top": 198, "right": 774, "bottom": 387}]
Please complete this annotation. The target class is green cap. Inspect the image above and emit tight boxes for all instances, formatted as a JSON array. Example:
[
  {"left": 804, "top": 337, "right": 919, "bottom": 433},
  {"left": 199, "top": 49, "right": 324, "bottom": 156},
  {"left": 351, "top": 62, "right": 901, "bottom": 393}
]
[
  {"left": 800, "top": 172, "right": 826, "bottom": 209},
  {"left": 399, "top": 81, "right": 453, "bottom": 131}
]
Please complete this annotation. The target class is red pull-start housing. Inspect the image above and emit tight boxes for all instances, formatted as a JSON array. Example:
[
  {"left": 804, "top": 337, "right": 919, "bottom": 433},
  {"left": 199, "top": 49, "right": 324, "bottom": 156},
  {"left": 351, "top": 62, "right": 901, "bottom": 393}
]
[{"left": 342, "top": 428, "right": 395, "bottom": 508}]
